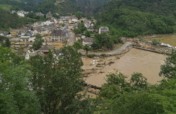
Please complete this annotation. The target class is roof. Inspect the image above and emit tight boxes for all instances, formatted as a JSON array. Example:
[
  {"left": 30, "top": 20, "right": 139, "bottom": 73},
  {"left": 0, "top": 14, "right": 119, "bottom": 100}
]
[
  {"left": 99, "top": 26, "right": 109, "bottom": 31},
  {"left": 83, "top": 37, "right": 93, "bottom": 43},
  {"left": 38, "top": 45, "right": 54, "bottom": 52},
  {"left": 51, "top": 29, "right": 67, "bottom": 36}
]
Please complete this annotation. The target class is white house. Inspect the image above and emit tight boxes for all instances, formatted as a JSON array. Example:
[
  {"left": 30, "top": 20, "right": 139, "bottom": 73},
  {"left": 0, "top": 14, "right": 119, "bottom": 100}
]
[
  {"left": 16, "top": 11, "right": 28, "bottom": 17},
  {"left": 99, "top": 26, "right": 109, "bottom": 34},
  {"left": 51, "top": 29, "right": 68, "bottom": 42}
]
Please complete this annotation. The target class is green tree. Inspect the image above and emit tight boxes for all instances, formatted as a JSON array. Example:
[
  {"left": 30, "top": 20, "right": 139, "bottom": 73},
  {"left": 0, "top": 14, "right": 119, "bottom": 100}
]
[
  {"left": 0, "top": 36, "right": 11, "bottom": 47},
  {"left": 73, "top": 40, "right": 83, "bottom": 50},
  {"left": 0, "top": 47, "right": 40, "bottom": 114},
  {"left": 83, "top": 45, "right": 91, "bottom": 56},
  {"left": 130, "top": 72, "right": 147, "bottom": 89},
  {"left": 29, "top": 46, "right": 84, "bottom": 114},
  {"left": 100, "top": 72, "right": 147, "bottom": 99},
  {"left": 109, "top": 93, "right": 165, "bottom": 114},
  {"left": 84, "top": 30, "right": 91, "bottom": 37},
  {"left": 160, "top": 50, "right": 176, "bottom": 79},
  {"left": 92, "top": 33, "right": 113, "bottom": 50},
  {"left": 97, "top": 0, "right": 176, "bottom": 37},
  {"left": 98, "top": 72, "right": 176, "bottom": 114},
  {"left": 0, "top": 10, "right": 34, "bottom": 31},
  {"left": 74, "top": 21, "right": 87, "bottom": 34},
  {"left": 32, "top": 34, "right": 44, "bottom": 50}
]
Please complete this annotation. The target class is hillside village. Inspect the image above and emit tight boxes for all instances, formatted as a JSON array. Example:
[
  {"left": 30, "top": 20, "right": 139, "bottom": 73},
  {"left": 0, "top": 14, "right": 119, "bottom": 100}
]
[{"left": 0, "top": 13, "right": 109, "bottom": 59}]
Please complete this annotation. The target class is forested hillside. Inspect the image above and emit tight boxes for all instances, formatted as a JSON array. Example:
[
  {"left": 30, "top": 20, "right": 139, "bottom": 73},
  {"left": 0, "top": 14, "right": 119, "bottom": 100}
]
[
  {"left": 0, "top": 0, "right": 49, "bottom": 30},
  {"left": 0, "top": 0, "right": 58, "bottom": 13},
  {"left": 97, "top": 0, "right": 176, "bottom": 37},
  {"left": 0, "top": 0, "right": 110, "bottom": 15},
  {"left": 0, "top": 10, "right": 35, "bottom": 31},
  {"left": 57, "top": 0, "right": 110, "bottom": 15},
  {"left": 0, "top": 0, "right": 43, "bottom": 11}
]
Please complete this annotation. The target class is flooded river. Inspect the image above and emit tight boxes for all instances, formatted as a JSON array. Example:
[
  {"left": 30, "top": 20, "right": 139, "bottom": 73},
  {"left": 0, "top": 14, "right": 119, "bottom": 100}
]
[{"left": 83, "top": 48, "right": 167, "bottom": 87}]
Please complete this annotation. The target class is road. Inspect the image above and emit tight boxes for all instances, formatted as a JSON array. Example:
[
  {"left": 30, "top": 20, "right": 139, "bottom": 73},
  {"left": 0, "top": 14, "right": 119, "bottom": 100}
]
[{"left": 80, "top": 42, "right": 133, "bottom": 56}]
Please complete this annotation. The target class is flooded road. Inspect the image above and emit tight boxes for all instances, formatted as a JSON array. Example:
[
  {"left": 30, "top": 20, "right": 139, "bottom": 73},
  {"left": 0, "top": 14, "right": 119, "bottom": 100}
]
[{"left": 83, "top": 48, "right": 167, "bottom": 87}]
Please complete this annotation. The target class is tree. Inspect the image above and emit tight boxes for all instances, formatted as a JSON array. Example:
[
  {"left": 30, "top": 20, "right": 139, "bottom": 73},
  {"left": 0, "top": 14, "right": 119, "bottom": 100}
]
[
  {"left": 83, "top": 45, "right": 91, "bottom": 56},
  {"left": 98, "top": 72, "right": 176, "bottom": 114},
  {"left": 74, "top": 21, "right": 87, "bottom": 34},
  {"left": 0, "top": 47, "right": 40, "bottom": 114},
  {"left": 130, "top": 72, "right": 147, "bottom": 89},
  {"left": 0, "top": 10, "right": 34, "bottom": 31},
  {"left": 29, "top": 46, "right": 84, "bottom": 114},
  {"left": 92, "top": 33, "right": 114, "bottom": 50},
  {"left": 97, "top": 0, "right": 176, "bottom": 37},
  {"left": 84, "top": 31, "right": 91, "bottom": 37},
  {"left": 3, "top": 38, "right": 10, "bottom": 47},
  {"left": 75, "top": 11, "right": 84, "bottom": 19},
  {"left": 32, "top": 34, "right": 44, "bottom": 50},
  {"left": 160, "top": 50, "right": 176, "bottom": 79},
  {"left": 109, "top": 93, "right": 165, "bottom": 114},
  {"left": 100, "top": 72, "right": 148, "bottom": 99},
  {"left": 73, "top": 40, "right": 83, "bottom": 50},
  {"left": 0, "top": 36, "right": 11, "bottom": 47}
]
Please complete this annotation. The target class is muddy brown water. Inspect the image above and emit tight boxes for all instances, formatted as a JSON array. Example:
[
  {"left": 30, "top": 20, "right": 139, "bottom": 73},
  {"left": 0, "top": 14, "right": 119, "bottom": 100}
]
[{"left": 82, "top": 48, "right": 167, "bottom": 87}]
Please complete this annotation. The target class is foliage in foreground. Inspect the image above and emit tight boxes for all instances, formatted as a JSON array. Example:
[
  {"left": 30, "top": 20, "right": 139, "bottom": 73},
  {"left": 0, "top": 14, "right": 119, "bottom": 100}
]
[
  {"left": 29, "top": 46, "right": 84, "bottom": 114},
  {"left": 160, "top": 50, "right": 176, "bottom": 79},
  {"left": 0, "top": 47, "right": 40, "bottom": 114},
  {"left": 0, "top": 46, "right": 94, "bottom": 114},
  {"left": 1, "top": 46, "right": 176, "bottom": 114},
  {"left": 97, "top": 72, "right": 176, "bottom": 114}
]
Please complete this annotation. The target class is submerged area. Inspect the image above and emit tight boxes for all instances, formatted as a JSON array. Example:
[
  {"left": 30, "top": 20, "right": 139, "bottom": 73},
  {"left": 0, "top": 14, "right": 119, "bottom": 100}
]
[{"left": 83, "top": 48, "right": 167, "bottom": 87}]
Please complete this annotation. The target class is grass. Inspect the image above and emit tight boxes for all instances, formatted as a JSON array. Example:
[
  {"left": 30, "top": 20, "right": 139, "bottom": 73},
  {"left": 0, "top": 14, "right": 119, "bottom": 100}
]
[
  {"left": 0, "top": 4, "right": 12, "bottom": 11},
  {"left": 143, "top": 34, "right": 176, "bottom": 46}
]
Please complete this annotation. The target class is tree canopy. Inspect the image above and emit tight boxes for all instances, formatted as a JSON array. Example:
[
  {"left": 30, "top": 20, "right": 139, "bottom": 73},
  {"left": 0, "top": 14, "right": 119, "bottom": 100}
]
[
  {"left": 0, "top": 47, "right": 40, "bottom": 114},
  {"left": 97, "top": 72, "right": 176, "bottom": 114},
  {"left": 160, "top": 50, "right": 176, "bottom": 79},
  {"left": 0, "top": 46, "right": 92, "bottom": 114},
  {"left": 97, "top": 0, "right": 176, "bottom": 37},
  {"left": 32, "top": 34, "right": 44, "bottom": 50}
]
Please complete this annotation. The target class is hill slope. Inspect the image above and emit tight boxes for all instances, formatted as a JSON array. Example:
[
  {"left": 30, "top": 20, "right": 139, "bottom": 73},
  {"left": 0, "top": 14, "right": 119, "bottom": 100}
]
[
  {"left": 97, "top": 0, "right": 176, "bottom": 37},
  {"left": 56, "top": 0, "right": 110, "bottom": 15},
  {"left": 0, "top": 0, "right": 44, "bottom": 11}
]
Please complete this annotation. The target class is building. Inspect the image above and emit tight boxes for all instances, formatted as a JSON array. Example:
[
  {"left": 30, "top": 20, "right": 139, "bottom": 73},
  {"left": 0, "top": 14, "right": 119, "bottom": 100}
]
[
  {"left": 38, "top": 45, "right": 54, "bottom": 54},
  {"left": 82, "top": 37, "right": 93, "bottom": 46},
  {"left": 98, "top": 26, "right": 109, "bottom": 34},
  {"left": 51, "top": 29, "right": 68, "bottom": 42}
]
